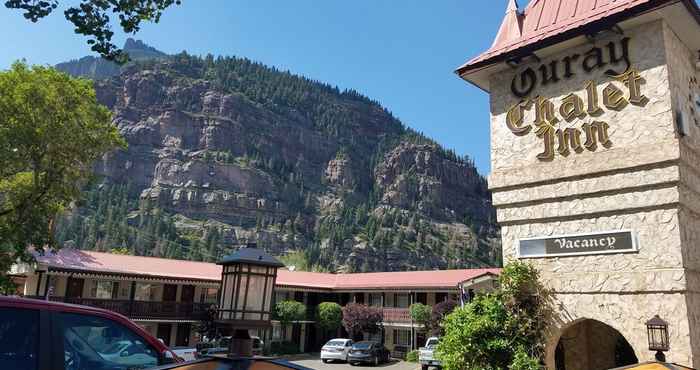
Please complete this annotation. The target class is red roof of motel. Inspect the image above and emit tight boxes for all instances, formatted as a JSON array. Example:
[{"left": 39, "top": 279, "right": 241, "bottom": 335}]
[
  {"left": 33, "top": 249, "right": 499, "bottom": 290},
  {"left": 36, "top": 248, "right": 222, "bottom": 282},
  {"left": 457, "top": 0, "right": 700, "bottom": 76}
]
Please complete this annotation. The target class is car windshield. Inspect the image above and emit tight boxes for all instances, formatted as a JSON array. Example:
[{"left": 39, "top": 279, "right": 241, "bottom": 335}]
[
  {"left": 353, "top": 342, "right": 372, "bottom": 350},
  {"left": 426, "top": 339, "right": 439, "bottom": 347},
  {"left": 325, "top": 340, "right": 346, "bottom": 347}
]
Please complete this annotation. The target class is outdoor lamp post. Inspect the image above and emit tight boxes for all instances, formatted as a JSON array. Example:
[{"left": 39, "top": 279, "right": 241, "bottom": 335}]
[
  {"left": 646, "top": 315, "right": 670, "bottom": 362},
  {"left": 217, "top": 242, "right": 284, "bottom": 357}
]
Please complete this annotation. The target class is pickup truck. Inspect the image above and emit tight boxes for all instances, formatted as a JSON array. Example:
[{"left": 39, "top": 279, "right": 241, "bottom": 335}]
[{"left": 418, "top": 337, "right": 441, "bottom": 370}]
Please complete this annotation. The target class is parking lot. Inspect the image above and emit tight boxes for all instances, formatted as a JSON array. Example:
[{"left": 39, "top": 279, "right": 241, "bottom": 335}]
[{"left": 289, "top": 354, "right": 421, "bottom": 370}]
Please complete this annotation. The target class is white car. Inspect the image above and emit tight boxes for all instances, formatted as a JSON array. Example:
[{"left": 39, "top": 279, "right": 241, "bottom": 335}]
[{"left": 320, "top": 338, "right": 353, "bottom": 363}]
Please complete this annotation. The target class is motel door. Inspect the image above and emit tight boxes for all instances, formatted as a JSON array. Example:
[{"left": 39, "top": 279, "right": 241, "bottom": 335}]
[
  {"left": 180, "top": 285, "right": 195, "bottom": 302},
  {"left": 157, "top": 323, "right": 172, "bottom": 346},
  {"left": 163, "top": 284, "right": 177, "bottom": 314},
  {"left": 176, "top": 323, "right": 191, "bottom": 347},
  {"left": 180, "top": 285, "right": 195, "bottom": 316},
  {"left": 65, "top": 278, "right": 85, "bottom": 299}
]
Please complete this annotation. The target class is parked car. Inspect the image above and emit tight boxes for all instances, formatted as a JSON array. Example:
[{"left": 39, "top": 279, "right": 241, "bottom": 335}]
[
  {"left": 320, "top": 338, "right": 353, "bottom": 363},
  {"left": 170, "top": 346, "right": 198, "bottom": 362},
  {"left": 347, "top": 341, "right": 390, "bottom": 366},
  {"left": 0, "top": 296, "right": 182, "bottom": 370},
  {"left": 195, "top": 335, "right": 264, "bottom": 357},
  {"left": 418, "top": 337, "right": 441, "bottom": 370}
]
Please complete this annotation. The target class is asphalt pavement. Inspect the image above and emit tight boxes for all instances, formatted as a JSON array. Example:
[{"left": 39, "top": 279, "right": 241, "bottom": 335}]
[{"left": 289, "top": 354, "right": 420, "bottom": 370}]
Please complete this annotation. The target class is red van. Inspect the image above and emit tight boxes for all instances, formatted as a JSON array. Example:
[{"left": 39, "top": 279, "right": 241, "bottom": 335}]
[{"left": 0, "top": 296, "right": 181, "bottom": 370}]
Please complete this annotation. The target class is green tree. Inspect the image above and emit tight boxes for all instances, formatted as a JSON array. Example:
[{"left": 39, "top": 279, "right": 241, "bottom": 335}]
[
  {"left": 435, "top": 262, "right": 549, "bottom": 370},
  {"left": 109, "top": 247, "right": 130, "bottom": 255},
  {"left": 0, "top": 62, "right": 125, "bottom": 291},
  {"left": 316, "top": 302, "right": 342, "bottom": 332},
  {"left": 273, "top": 300, "right": 306, "bottom": 338},
  {"left": 5, "top": 0, "right": 181, "bottom": 62},
  {"left": 409, "top": 303, "right": 432, "bottom": 331}
]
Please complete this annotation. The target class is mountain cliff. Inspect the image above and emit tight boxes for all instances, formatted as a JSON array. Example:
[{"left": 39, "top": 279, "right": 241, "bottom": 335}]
[{"left": 54, "top": 41, "right": 500, "bottom": 272}]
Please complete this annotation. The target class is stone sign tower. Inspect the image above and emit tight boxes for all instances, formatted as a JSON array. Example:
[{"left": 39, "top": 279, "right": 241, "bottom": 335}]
[{"left": 458, "top": 0, "right": 700, "bottom": 369}]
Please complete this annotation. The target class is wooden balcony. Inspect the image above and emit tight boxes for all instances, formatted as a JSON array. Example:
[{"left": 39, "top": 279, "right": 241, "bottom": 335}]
[
  {"left": 37, "top": 296, "right": 210, "bottom": 321},
  {"left": 382, "top": 307, "right": 412, "bottom": 323}
]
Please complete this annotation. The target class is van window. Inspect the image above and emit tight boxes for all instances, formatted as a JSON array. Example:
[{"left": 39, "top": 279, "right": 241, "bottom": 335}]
[
  {"left": 57, "top": 312, "right": 158, "bottom": 370},
  {"left": 0, "top": 308, "right": 39, "bottom": 370}
]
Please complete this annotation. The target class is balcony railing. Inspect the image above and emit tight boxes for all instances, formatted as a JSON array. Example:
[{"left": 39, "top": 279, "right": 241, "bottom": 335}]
[
  {"left": 32, "top": 296, "right": 210, "bottom": 321},
  {"left": 382, "top": 307, "right": 411, "bottom": 323}
]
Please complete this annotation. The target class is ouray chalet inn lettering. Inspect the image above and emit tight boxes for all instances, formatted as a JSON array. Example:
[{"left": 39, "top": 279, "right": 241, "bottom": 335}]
[{"left": 506, "top": 37, "right": 648, "bottom": 161}]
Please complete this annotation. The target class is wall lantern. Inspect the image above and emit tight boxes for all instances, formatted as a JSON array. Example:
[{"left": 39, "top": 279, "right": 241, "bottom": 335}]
[
  {"left": 217, "top": 242, "right": 284, "bottom": 357},
  {"left": 646, "top": 315, "right": 670, "bottom": 362}
]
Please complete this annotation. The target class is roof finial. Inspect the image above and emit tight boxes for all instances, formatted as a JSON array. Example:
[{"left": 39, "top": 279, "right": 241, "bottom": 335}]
[
  {"left": 490, "top": 0, "right": 523, "bottom": 49},
  {"left": 506, "top": 0, "right": 519, "bottom": 14}
]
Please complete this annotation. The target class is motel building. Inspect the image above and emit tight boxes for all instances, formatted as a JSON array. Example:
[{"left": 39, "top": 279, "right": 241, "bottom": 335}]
[
  {"left": 9, "top": 248, "right": 499, "bottom": 355},
  {"left": 457, "top": 0, "right": 700, "bottom": 369}
]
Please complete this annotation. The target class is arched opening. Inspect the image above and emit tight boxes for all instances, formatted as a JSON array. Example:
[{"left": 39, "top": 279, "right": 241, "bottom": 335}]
[{"left": 554, "top": 319, "right": 638, "bottom": 370}]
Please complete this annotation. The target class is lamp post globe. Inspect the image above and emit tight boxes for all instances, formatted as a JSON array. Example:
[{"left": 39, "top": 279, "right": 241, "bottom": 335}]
[{"left": 217, "top": 242, "right": 284, "bottom": 357}]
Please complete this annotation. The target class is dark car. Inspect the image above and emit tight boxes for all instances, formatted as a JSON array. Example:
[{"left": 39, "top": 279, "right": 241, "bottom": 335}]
[
  {"left": 347, "top": 341, "right": 390, "bottom": 366},
  {"left": 0, "top": 296, "right": 181, "bottom": 370}
]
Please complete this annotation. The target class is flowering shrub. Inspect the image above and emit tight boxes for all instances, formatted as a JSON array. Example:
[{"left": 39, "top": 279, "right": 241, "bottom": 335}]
[{"left": 436, "top": 262, "right": 549, "bottom": 370}]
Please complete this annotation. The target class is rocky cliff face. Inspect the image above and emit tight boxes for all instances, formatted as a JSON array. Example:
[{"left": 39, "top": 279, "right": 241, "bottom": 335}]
[{"left": 55, "top": 41, "right": 500, "bottom": 271}]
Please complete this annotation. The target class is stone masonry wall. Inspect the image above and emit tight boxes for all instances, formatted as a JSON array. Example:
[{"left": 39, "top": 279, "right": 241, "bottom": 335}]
[
  {"left": 487, "top": 19, "right": 696, "bottom": 367},
  {"left": 663, "top": 17, "right": 700, "bottom": 365}
]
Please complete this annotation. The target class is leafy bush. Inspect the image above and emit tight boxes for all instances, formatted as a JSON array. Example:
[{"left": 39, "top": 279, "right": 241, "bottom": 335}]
[
  {"left": 270, "top": 341, "right": 301, "bottom": 355},
  {"left": 406, "top": 350, "right": 419, "bottom": 362},
  {"left": 409, "top": 303, "right": 432, "bottom": 330},
  {"left": 317, "top": 302, "right": 343, "bottom": 331},
  {"left": 341, "top": 303, "right": 383, "bottom": 338},
  {"left": 273, "top": 300, "right": 306, "bottom": 338},
  {"left": 435, "top": 261, "right": 549, "bottom": 370}
]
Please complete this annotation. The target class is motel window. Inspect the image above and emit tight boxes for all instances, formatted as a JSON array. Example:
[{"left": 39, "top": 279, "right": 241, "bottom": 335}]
[
  {"left": 368, "top": 293, "right": 383, "bottom": 307},
  {"left": 134, "top": 283, "right": 155, "bottom": 301},
  {"left": 415, "top": 293, "right": 427, "bottom": 305},
  {"left": 200, "top": 288, "right": 218, "bottom": 303},
  {"left": 394, "top": 293, "right": 410, "bottom": 308},
  {"left": 274, "top": 291, "right": 289, "bottom": 305},
  {"left": 435, "top": 292, "right": 447, "bottom": 303},
  {"left": 393, "top": 329, "right": 411, "bottom": 346},
  {"left": 92, "top": 281, "right": 119, "bottom": 299}
]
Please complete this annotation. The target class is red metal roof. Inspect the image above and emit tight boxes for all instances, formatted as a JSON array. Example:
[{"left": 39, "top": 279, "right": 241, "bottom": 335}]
[
  {"left": 457, "top": 0, "right": 680, "bottom": 75},
  {"left": 36, "top": 248, "right": 222, "bottom": 282},
  {"left": 331, "top": 269, "right": 501, "bottom": 290},
  {"left": 33, "top": 249, "right": 499, "bottom": 290}
]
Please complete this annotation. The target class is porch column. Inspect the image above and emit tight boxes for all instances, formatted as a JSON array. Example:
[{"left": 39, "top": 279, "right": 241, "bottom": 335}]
[
  {"left": 35, "top": 271, "right": 44, "bottom": 296},
  {"left": 410, "top": 291, "right": 415, "bottom": 350},
  {"left": 42, "top": 274, "right": 50, "bottom": 298},
  {"left": 299, "top": 323, "right": 307, "bottom": 353},
  {"left": 128, "top": 281, "right": 136, "bottom": 317}
]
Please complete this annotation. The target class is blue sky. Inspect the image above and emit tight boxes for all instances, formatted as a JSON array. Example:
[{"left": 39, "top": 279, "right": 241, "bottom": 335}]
[{"left": 0, "top": 1, "right": 521, "bottom": 175}]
